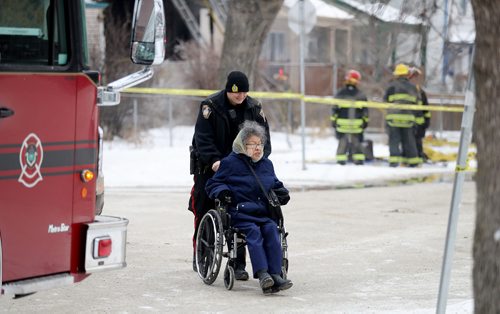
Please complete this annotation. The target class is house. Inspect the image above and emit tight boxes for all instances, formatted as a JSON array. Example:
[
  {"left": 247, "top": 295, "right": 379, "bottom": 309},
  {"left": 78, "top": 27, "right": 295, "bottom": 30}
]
[
  {"left": 334, "top": 0, "right": 475, "bottom": 93},
  {"left": 259, "top": 0, "right": 354, "bottom": 96},
  {"left": 440, "top": 0, "right": 475, "bottom": 92},
  {"left": 328, "top": 0, "right": 425, "bottom": 82},
  {"left": 258, "top": 0, "right": 430, "bottom": 97}
]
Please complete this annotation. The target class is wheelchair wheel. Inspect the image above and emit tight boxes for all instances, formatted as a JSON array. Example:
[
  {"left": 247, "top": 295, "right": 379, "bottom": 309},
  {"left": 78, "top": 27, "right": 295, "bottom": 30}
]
[
  {"left": 281, "top": 258, "right": 289, "bottom": 280},
  {"left": 223, "top": 264, "right": 235, "bottom": 290},
  {"left": 196, "top": 209, "right": 223, "bottom": 285},
  {"left": 280, "top": 227, "right": 289, "bottom": 280}
]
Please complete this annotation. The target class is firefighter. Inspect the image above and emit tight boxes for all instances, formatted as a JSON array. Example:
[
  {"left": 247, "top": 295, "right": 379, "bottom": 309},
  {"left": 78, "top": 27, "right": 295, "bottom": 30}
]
[
  {"left": 331, "top": 69, "right": 369, "bottom": 165},
  {"left": 409, "top": 67, "right": 431, "bottom": 162},
  {"left": 188, "top": 71, "right": 271, "bottom": 280},
  {"left": 384, "top": 64, "right": 424, "bottom": 167}
]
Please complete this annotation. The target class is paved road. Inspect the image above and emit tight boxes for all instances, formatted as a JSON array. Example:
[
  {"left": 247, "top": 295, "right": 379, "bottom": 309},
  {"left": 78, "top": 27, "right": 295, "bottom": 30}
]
[{"left": 1, "top": 182, "right": 475, "bottom": 313}]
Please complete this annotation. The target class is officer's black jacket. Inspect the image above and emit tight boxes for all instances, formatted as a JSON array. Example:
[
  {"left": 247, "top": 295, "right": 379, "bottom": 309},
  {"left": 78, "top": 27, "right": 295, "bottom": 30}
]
[{"left": 192, "top": 90, "right": 271, "bottom": 168}]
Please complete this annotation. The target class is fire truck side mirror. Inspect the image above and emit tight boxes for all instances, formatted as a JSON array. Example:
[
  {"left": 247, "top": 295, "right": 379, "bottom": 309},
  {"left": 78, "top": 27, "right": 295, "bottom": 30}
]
[
  {"left": 130, "top": 0, "right": 165, "bottom": 66},
  {"left": 99, "top": 0, "right": 165, "bottom": 106}
]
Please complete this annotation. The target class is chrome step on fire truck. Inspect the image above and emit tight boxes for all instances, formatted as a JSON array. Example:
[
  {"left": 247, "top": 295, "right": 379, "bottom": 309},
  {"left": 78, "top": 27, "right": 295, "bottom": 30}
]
[{"left": 0, "top": 0, "right": 165, "bottom": 297}]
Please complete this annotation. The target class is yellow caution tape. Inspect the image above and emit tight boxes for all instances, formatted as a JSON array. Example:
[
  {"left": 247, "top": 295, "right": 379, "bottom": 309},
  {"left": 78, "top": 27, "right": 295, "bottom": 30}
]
[
  {"left": 303, "top": 97, "right": 463, "bottom": 112},
  {"left": 250, "top": 91, "right": 303, "bottom": 99},
  {"left": 123, "top": 87, "right": 464, "bottom": 113},
  {"left": 125, "top": 87, "right": 218, "bottom": 97},
  {"left": 455, "top": 155, "right": 476, "bottom": 172},
  {"left": 124, "top": 87, "right": 302, "bottom": 99}
]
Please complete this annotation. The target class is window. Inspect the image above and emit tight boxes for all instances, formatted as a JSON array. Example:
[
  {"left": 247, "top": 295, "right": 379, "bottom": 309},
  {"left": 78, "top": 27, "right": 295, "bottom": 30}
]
[
  {"left": 262, "top": 32, "right": 287, "bottom": 62},
  {"left": 0, "top": 0, "right": 70, "bottom": 66},
  {"left": 335, "top": 29, "right": 348, "bottom": 64},
  {"left": 459, "top": 0, "right": 467, "bottom": 15},
  {"left": 306, "top": 27, "right": 330, "bottom": 63}
]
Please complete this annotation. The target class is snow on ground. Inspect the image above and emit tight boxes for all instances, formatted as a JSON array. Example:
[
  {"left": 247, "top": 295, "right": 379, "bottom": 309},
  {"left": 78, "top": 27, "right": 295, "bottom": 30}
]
[{"left": 103, "top": 126, "right": 464, "bottom": 191}]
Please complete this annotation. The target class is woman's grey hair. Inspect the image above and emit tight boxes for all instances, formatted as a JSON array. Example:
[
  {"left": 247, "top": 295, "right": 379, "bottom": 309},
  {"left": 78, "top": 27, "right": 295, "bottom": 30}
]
[
  {"left": 239, "top": 121, "right": 267, "bottom": 145},
  {"left": 232, "top": 121, "right": 267, "bottom": 155}
]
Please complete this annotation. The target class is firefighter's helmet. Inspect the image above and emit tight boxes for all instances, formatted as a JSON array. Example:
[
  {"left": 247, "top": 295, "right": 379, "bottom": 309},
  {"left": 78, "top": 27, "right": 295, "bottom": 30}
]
[
  {"left": 393, "top": 64, "right": 410, "bottom": 77},
  {"left": 345, "top": 70, "right": 361, "bottom": 85}
]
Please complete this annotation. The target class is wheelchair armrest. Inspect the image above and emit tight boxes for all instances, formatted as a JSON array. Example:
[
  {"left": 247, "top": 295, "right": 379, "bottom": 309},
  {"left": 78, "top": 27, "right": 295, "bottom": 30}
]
[{"left": 215, "top": 196, "right": 232, "bottom": 208}]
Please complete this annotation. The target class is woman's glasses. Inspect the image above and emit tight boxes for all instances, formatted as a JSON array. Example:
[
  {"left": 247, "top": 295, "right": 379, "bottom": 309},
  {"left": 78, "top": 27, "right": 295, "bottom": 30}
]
[{"left": 245, "top": 143, "right": 264, "bottom": 149}]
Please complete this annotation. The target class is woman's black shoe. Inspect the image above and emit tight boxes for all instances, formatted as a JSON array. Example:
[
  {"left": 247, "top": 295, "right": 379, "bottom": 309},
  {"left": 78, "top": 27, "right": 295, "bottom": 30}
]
[
  {"left": 257, "top": 271, "right": 274, "bottom": 290},
  {"left": 234, "top": 268, "right": 249, "bottom": 281},
  {"left": 271, "top": 274, "right": 293, "bottom": 291}
]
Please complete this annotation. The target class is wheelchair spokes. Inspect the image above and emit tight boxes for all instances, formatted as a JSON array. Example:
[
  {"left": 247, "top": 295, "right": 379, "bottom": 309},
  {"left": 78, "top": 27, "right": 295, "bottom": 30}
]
[
  {"left": 279, "top": 224, "right": 289, "bottom": 280},
  {"left": 195, "top": 209, "right": 223, "bottom": 285},
  {"left": 195, "top": 205, "right": 290, "bottom": 291}
]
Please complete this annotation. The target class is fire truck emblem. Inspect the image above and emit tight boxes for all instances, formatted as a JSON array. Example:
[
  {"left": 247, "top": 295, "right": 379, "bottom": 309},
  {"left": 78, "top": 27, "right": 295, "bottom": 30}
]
[{"left": 18, "top": 133, "right": 44, "bottom": 188}]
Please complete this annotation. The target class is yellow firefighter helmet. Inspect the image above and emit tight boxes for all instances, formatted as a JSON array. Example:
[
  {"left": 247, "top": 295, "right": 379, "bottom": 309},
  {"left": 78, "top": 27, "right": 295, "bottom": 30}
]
[{"left": 393, "top": 64, "right": 410, "bottom": 77}]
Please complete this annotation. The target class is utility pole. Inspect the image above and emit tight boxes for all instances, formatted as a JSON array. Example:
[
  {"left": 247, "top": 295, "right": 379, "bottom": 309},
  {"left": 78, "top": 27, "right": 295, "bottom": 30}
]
[
  {"left": 436, "top": 47, "right": 475, "bottom": 314},
  {"left": 299, "top": 0, "right": 306, "bottom": 171}
]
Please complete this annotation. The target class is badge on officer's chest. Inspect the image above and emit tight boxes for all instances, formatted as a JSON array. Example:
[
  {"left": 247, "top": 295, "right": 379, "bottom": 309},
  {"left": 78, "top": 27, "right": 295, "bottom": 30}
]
[{"left": 202, "top": 104, "right": 212, "bottom": 119}]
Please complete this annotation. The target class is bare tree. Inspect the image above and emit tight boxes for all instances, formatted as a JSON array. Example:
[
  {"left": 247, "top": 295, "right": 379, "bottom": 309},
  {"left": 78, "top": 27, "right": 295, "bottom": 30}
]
[
  {"left": 180, "top": 41, "right": 220, "bottom": 89},
  {"left": 470, "top": 0, "right": 500, "bottom": 312},
  {"left": 99, "top": 0, "right": 137, "bottom": 139},
  {"left": 217, "top": 0, "right": 284, "bottom": 86}
]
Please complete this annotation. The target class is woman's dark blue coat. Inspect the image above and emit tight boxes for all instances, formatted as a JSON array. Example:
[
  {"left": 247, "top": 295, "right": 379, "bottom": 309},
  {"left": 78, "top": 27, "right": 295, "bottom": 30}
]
[{"left": 205, "top": 152, "right": 286, "bottom": 223}]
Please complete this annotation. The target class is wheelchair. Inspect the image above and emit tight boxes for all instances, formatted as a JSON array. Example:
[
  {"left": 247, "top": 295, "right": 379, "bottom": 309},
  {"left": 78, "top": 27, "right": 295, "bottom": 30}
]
[{"left": 194, "top": 199, "right": 289, "bottom": 290}]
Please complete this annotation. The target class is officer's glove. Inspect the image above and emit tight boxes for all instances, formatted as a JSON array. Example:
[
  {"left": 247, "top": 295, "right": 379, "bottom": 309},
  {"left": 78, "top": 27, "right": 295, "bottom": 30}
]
[
  {"left": 218, "top": 190, "right": 233, "bottom": 205},
  {"left": 331, "top": 121, "right": 337, "bottom": 128}
]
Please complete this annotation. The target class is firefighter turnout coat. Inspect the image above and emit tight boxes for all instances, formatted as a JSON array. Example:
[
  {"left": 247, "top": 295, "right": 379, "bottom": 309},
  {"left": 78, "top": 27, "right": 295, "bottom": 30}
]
[
  {"left": 415, "top": 85, "right": 431, "bottom": 159},
  {"left": 331, "top": 84, "right": 369, "bottom": 163},
  {"left": 384, "top": 77, "right": 423, "bottom": 166}
]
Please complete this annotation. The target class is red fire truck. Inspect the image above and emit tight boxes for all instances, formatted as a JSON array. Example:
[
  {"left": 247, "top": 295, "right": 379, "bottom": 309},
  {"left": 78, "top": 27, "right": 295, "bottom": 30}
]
[{"left": 0, "top": 0, "right": 165, "bottom": 296}]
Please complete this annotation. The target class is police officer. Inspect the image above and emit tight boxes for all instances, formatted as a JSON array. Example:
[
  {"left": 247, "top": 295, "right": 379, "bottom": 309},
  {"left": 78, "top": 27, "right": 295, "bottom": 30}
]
[
  {"left": 409, "top": 67, "right": 431, "bottom": 162},
  {"left": 331, "top": 70, "right": 369, "bottom": 165},
  {"left": 189, "top": 71, "right": 271, "bottom": 280},
  {"left": 384, "top": 64, "right": 424, "bottom": 167}
]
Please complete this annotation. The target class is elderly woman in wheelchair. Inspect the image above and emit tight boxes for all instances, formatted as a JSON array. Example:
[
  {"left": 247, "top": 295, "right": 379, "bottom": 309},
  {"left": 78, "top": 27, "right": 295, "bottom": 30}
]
[{"left": 199, "top": 121, "right": 292, "bottom": 294}]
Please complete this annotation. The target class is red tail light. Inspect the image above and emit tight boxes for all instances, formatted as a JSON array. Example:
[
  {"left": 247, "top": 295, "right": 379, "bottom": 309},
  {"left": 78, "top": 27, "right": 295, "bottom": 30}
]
[{"left": 93, "top": 237, "right": 112, "bottom": 258}]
